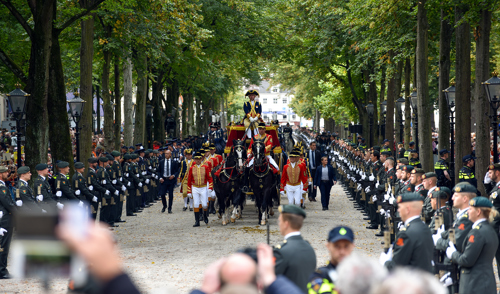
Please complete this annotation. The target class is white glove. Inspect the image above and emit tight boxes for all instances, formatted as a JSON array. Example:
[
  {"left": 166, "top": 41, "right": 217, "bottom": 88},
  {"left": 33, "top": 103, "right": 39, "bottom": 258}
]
[
  {"left": 385, "top": 211, "right": 391, "bottom": 218},
  {"left": 369, "top": 175, "right": 375, "bottom": 181},
  {"left": 142, "top": 172, "right": 146, "bottom": 176},
  {"left": 37, "top": 195, "right": 43, "bottom": 202},
  {"left": 440, "top": 272, "right": 453, "bottom": 287},
  {"left": 357, "top": 184, "right": 362, "bottom": 191},
  {"left": 384, "top": 192, "right": 389, "bottom": 201},
  {"left": 112, "top": 180, "right": 117, "bottom": 184},
  {"left": 0, "top": 228, "right": 7, "bottom": 236},
  {"left": 379, "top": 208, "right": 385, "bottom": 215},
  {"left": 188, "top": 193, "right": 193, "bottom": 199},
  {"left": 42, "top": 209, "right": 47, "bottom": 213},
  {"left": 372, "top": 195, "right": 377, "bottom": 202},
  {"left": 446, "top": 241, "right": 457, "bottom": 259},
  {"left": 308, "top": 181, "right": 312, "bottom": 186},
  {"left": 0, "top": 211, "right": 3, "bottom": 219},
  {"left": 138, "top": 183, "right": 143, "bottom": 187},
  {"left": 280, "top": 191, "right": 285, "bottom": 196},
  {"left": 92, "top": 196, "right": 98, "bottom": 202},
  {"left": 136, "top": 174, "right": 139, "bottom": 177},
  {"left": 211, "top": 190, "right": 215, "bottom": 197},
  {"left": 119, "top": 177, "right": 123, "bottom": 181},
  {"left": 126, "top": 173, "right": 129, "bottom": 177},
  {"left": 121, "top": 185, "right": 127, "bottom": 191},
  {"left": 127, "top": 182, "right": 131, "bottom": 187},
  {"left": 389, "top": 196, "right": 395, "bottom": 205},
  {"left": 57, "top": 202, "right": 64, "bottom": 210},
  {"left": 365, "top": 187, "right": 371, "bottom": 193},
  {"left": 89, "top": 185, "right": 93, "bottom": 191},
  {"left": 149, "top": 166, "right": 152, "bottom": 170},
  {"left": 375, "top": 181, "right": 380, "bottom": 188},
  {"left": 114, "top": 190, "right": 119, "bottom": 196},
  {"left": 361, "top": 174, "right": 366, "bottom": 180},
  {"left": 16, "top": 200, "right": 22, "bottom": 207},
  {"left": 78, "top": 201, "right": 84, "bottom": 207},
  {"left": 75, "top": 190, "right": 81, "bottom": 196},
  {"left": 146, "top": 179, "right": 150, "bottom": 184},
  {"left": 102, "top": 180, "right": 107, "bottom": 184},
  {"left": 105, "top": 190, "right": 110, "bottom": 195},
  {"left": 397, "top": 221, "right": 404, "bottom": 230},
  {"left": 432, "top": 232, "right": 441, "bottom": 246},
  {"left": 437, "top": 224, "right": 445, "bottom": 236},
  {"left": 379, "top": 247, "right": 393, "bottom": 265},
  {"left": 56, "top": 191, "right": 62, "bottom": 197}
]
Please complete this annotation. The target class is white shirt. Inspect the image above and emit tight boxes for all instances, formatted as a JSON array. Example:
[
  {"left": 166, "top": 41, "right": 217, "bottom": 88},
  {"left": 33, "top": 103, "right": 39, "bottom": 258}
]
[
  {"left": 321, "top": 166, "right": 329, "bottom": 181},
  {"left": 284, "top": 231, "right": 301, "bottom": 240},
  {"left": 404, "top": 215, "right": 421, "bottom": 226},
  {"left": 457, "top": 207, "right": 470, "bottom": 219},
  {"left": 427, "top": 186, "right": 437, "bottom": 196},
  {"left": 291, "top": 162, "right": 296, "bottom": 168},
  {"left": 472, "top": 218, "right": 487, "bottom": 228},
  {"left": 164, "top": 159, "right": 171, "bottom": 177},
  {"left": 40, "top": 175, "right": 46, "bottom": 181}
]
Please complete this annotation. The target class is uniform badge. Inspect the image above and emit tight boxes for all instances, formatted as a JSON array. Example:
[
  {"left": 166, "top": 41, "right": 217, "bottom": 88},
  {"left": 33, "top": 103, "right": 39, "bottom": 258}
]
[
  {"left": 468, "top": 235, "right": 475, "bottom": 243},
  {"left": 458, "top": 223, "right": 465, "bottom": 230},
  {"left": 455, "top": 186, "right": 461, "bottom": 192},
  {"left": 396, "top": 238, "right": 404, "bottom": 246},
  {"left": 311, "top": 278, "right": 323, "bottom": 292},
  {"left": 492, "top": 192, "right": 498, "bottom": 199}
]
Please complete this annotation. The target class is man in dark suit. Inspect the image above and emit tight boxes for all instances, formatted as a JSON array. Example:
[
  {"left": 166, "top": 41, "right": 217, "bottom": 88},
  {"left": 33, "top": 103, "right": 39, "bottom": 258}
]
[
  {"left": 274, "top": 205, "right": 317, "bottom": 293},
  {"left": 313, "top": 156, "right": 337, "bottom": 210},
  {"left": 306, "top": 141, "right": 322, "bottom": 202},
  {"left": 158, "top": 150, "right": 179, "bottom": 213}
]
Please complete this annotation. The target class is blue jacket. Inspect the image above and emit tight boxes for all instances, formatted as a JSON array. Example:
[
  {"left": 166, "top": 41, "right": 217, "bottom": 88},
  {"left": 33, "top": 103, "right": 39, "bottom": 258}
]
[{"left": 313, "top": 165, "right": 336, "bottom": 186}]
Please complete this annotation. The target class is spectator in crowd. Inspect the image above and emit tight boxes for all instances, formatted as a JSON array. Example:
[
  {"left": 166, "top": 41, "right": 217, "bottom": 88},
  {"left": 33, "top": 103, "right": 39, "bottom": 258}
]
[
  {"left": 336, "top": 254, "right": 387, "bottom": 294},
  {"left": 370, "top": 268, "right": 446, "bottom": 294}
]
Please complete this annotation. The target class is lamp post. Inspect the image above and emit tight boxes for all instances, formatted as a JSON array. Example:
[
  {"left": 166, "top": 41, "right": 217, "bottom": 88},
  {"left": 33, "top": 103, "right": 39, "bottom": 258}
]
[
  {"left": 7, "top": 83, "right": 29, "bottom": 167},
  {"left": 483, "top": 72, "right": 500, "bottom": 163},
  {"left": 410, "top": 89, "right": 418, "bottom": 151},
  {"left": 146, "top": 101, "right": 154, "bottom": 149},
  {"left": 380, "top": 100, "right": 387, "bottom": 139},
  {"left": 366, "top": 102, "right": 374, "bottom": 148},
  {"left": 396, "top": 96, "right": 405, "bottom": 144},
  {"left": 443, "top": 83, "right": 456, "bottom": 169},
  {"left": 68, "top": 91, "right": 86, "bottom": 162}
]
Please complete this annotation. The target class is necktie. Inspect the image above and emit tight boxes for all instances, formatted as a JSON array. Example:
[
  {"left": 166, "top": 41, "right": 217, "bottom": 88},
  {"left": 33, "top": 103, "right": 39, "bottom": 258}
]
[
  {"left": 311, "top": 151, "right": 315, "bottom": 169},
  {"left": 166, "top": 160, "right": 170, "bottom": 177}
]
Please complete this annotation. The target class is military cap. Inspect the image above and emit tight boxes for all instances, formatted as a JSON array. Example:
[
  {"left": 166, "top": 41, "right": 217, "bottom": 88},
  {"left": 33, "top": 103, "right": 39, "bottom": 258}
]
[
  {"left": 431, "top": 187, "right": 450, "bottom": 200},
  {"left": 373, "top": 146, "right": 381, "bottom": 151},
  {"left": 245, "top": 89, "right": 259, "bottom": 96},
  {"left": 489, "top": 163, "right": 500, "bottom": 171},
  {"left": 469, "top": 196, "right": 492, "bottom": 208},
  {"left": 397, "top": 142, "right": 403, "bottom": 145},
  {"left": 439, "top": 149, "right": 450, "bottom": 155},
  {"left": 396, "top": 192, "right": 424, "bottom": 204},
  {"left": 129, "top": 146, "right": 135, "bottom": 149},
  {"left": 209, "top": 143, "right": 216, "bottom": 149},
  {"left": 17, "top": 166, "right": 30, "bottom": 175},
  {"left": 106, "top": 155, "right": 114, "bottom": 161},
  {"left": 99, "top": 157, "right": 108, "bottom": 162},
  {"left": 35, "top": 163, "right": 48, "bottom": 170},
  {"left": 199, "top": 148, "right": 205, "bottom": 153},
  {"left": 452, "top": 182, "right": 477, "bottom": 194},
  {"left": 138, "top": 148, "right": 146, "bottom": 153},
  {"left": 328, "top": 226, "right": 354, "bottom": 243},
  {"left": 289, "top": 150, "right": 300, "bottom": 157},
  {"left": 123, "top": 154, "right": 131, "bottom": 160},
  {"left": 88, "top": 158, "right": 98, "bottom": 164},
  {"left": 381, "top": 151, "right": 392, "bottom": 156},
  {"left": 397, "top": 158, "right": 409, "bottom": 165},
  {"left": 57, "top": 161, "right": 69, "bottom": 168},
  {"left": 147, "top": 149, "right": 153, "bottom": 153},
  {"left": 75, "top": 162, "right": 85, "bottom": 169},
  {"left": 185, "top": 149, "right": 193, "bottom": 155},
  {"left": 372, "top": 151, "right": 380, "bottom": 156},
  {"left": 193, "top": 152, "right": 203, "bottom": 159},
  {"left": 0, "top": 166, "right": 8, "bottom": 173},
  {"left": 401, "top": 165, "right": 413, "bottom": 173},
  {"left": 111, "top": 151, "right": 121, "bottom": 157},
  {"left": 422, "top": 172, "right": 437, "bottom": 179},
  {"left": 410, "top": 149, "right": 418, "bottom": 153},
  {"left": 350, "top": 143, "right": 356, "bottom": 147},
  {"left": 383, "top": 139, "right": 390, "bottom": 143},
  {"left": 462, "top": 154, "right": 475, "bottom": 162},
  {"left": 131, "top": 154, "right": 138, "bottom": 159},
  {"left": 409, "top": 141, "right": 415, "bottom": 146},
  {"left": 121, "top": 146, "right": 128, "bottom": 150},
  {"left": 278, "top": 204, "right": 306, "bottom": 218},
  {"left": 411, "top": 168, "right": 425, "bottom": 174},
  {"left": 258, "top": 122, "right": 266, "bottom": 128},
  {"left": 153, "top": 150, "right": 159, "bottom": 154},
  {"left": 135, "top": 143, "right": 142, "bottom": 147},
  {"left": 145, "top": 151, "right": 150, "bottom": 156}
]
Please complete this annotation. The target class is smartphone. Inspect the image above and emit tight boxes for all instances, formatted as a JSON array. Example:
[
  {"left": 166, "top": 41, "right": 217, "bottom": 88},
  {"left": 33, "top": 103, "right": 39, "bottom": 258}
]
[{"left": 11, "top": 203, "right": 89, "bottom": 286}]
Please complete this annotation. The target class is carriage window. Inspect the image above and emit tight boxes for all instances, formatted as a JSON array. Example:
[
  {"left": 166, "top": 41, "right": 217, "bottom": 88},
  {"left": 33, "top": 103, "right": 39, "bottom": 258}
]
[
  {"left": 262, "top": 98, "right": 267, "bottom": 104},
  {"left": 282, "top": 98, "right": 287, "bottom": 104},
  {"left": 273, "top": 98, "right": 278, "bottom": 104}
]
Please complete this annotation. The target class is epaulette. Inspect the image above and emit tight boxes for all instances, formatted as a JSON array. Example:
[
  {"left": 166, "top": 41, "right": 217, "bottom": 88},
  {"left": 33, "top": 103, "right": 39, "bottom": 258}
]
[
  {"left": 399, "top": 227, "right": 407, "bottom": 231},
  {"left": 473, "top": 224, "right": 482, "bottom": 230},
  {"left": 274, "top": 239, "right": 287, "bottom": 249},
  {"left": 462, "top": 213, "right": 468, "bottom": 218}
]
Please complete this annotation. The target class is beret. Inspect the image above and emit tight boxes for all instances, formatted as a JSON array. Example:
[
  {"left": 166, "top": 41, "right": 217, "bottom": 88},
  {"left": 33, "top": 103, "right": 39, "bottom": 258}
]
[
  {"left": 106, "top": 155, "right": 114, "bottom": 161},
  {"left": 411, "top": 168, "right": 425, "bottom": 174},
  {"left": 397, "top": 158, "right": 409, "bottom": 165},
  {"left": 111, "top": 151, "right": 121, "bottom": 157},
  {"left": 453, "top": 182, "right": 477, "bottom": 194},
  {"left": 35, "top": 163, "right": 48, "bottom": 170},
  {"left": 397, "top": 192, "right": 424, "bottom": 203},
  {"left": 74, "top": 162, "right": 85, "bottom": 169},
  {"left": 17, "top": 166, "right": 30, "bottom": 175},
  {"left": 403, "top": 165, "right": 414, "bottom": 172},
  {"left": 88, "top": 158, "right": 98, "bottom": 164},
  {"left": 57, "top": 161, "right": 69, "bottom": 168},
  {"left": 469, "top": 196, "right": 492, "bottom": 208},
  {"left": 0, "top": 166, "right": 8, "bottom": 173},
  {"left": 278, "top": 204, "right": 306, "bottom": 218},
  {"left": 422, "top": 172, "right": 437, "bottom": 179},
  {"left": 431, "top": 187, "right": 449, "bottom": 200},
  {"left": 99, "top": 157, "right": 108, "bottom": 162},
  {"left": 489, "top": 163, "right": 500, "bottom": 171},
  {"left": 123, "top": 154, "right": 131, "bottom": 160}
]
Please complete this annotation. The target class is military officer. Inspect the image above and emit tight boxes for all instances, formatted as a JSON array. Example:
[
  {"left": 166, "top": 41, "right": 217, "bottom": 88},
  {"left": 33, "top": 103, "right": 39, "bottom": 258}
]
[
  {"left": 33, "top": 163, "right": 58, "bottom": 210},
  {"left": 122, "top": 154, "right": 136, "bottom": 216},
  {"left": 178, "top": 149, "right": 194, "bottom": 211},
  {"left": 110, "top": 151, "right": 127, "bottom": 223},
  {"left": 421, "top": 172, "right": 438, "bottom": 226},
  {"left": 54, "top": 161, "right": 79, "bottom": 202},
  {"left": 97, "top": 156, "right": 118, "bottom": 227},
  {"left": 380, "top": 192, "right": 434, "bottom": 273},
  {"left": 187, "top": 152, "right": 213, "bottom": 227},
  {"left": 428, "top": 187, "right": 453, "bottom": 231},
  {"left": 445, "top": 196, "right": 499, "bottom": 294},
  {"left": 87, "top": 157, "right": 104, "bottom": 219},
  {"left": 410, "top": 168, "right": 425, "bottom": 194},
  {"left": 458, "top": 155, "right": 477, "bottom": 189},
  {"left": 274, "top": 205, "right": 317, "bottom": 293},
  {"left": 14, "top": 166, "right": 42, "bottom": 212},
  {"left": 434, "top": 149, "right": 452, "bottom": 188},
  {"left": 487, "top": 163, "right": 500, "bottom": 281},
  {"left": 0, "top": 166, "right": 15, "bottom": 279},
  {"left": 71, "top": 162, "right": 95, "bottom": 211}
]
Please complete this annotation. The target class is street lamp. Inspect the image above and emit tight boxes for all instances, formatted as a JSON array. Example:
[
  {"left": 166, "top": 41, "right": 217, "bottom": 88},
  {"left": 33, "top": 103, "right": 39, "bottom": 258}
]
[
  {"left": 7, "top": 83, "right": 29, "bottom": 167},
  {"left": 483, "top": 72, "right": 500, "bottom": 163},
  {"left": 68, "top": 91, "right": 86, "bottom": 162},
  {"left": 410, "top": 89, "right": 418, "bottom": 151},
  {"left": 366, "top": 102, "right": 374, "bottom": 148},
  {"left": 443, "top": 83, "right": 456, "bottom": 168},
  {"left": 396, "top": 96, "right": 405, "bottom": 144},
  {"left": 146, "top": 101, "right": 154, "bottom": 148}
]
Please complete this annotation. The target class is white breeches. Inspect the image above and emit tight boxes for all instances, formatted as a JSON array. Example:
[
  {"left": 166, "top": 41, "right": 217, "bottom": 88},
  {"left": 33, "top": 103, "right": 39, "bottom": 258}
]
[
  {"left": 247, "top": 128, "right": 259, "bottom": 139},
  {"left": 286, "top": 185, "right": 302, "bottom": 206},
  {"left": 192, "top": 186, "right": 208, "bottom": 208},
  {"left": 248, "top": 156, "right": 279, "bottom": 170}
]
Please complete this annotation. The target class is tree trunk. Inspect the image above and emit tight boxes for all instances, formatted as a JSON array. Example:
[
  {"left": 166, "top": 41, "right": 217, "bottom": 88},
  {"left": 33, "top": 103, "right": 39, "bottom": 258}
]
[
  {"left": 48, "top": 34, "right": 74, "bottom": 169},
  {"left": 79, "top": 13, "right": 95, "bottom": 168},
  {"left": 379, "top": 66, "right": 386, "bottom": 143},
  {"left": 386, "top": 59, "right": 403, "bottom": 152},
  {"left": 152, "top": 69, "right": 165, "bottom": 143},
  {"left": 474, "top": 8, "right": 492, "bottom": 196},
  {"left": 454, "top": 6, "right": 472, "bottom": 181},
  {"left": 133, "top": 52, "right": 147, "bottom": 145},
  {"left": 404, "top": 57, "right": 412, "bottom": 149},
  {"left": 113, "top": 55, "right": 121, "bottom": 150},
  {"left": 101, "top": 49, "right": 113, "bottom": 151},
  {"left": 416, "top": 0, "right": 433, "bottom": 171},
  {"left": 123, "top": 56, "right": 133, "bottom": 146},
  {"left": 325, "top": 117, "right": 335, "bottom": 132},
  {"left": 438, "top": 9, "right": 453, "bottom": 158}
]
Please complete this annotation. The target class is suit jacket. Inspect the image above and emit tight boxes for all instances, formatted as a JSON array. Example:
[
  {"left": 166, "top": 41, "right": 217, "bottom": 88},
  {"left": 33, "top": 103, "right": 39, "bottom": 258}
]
[
  {"left": 274, "top": 234, "right": 317, "bottom": 293},
  {"left": 313, "top": 165, "right": 336, "bottom": 186},
  {"left": 385, "top": 217, "right": 434, "bottom": 273},
  {"left": 306, "top": 149, "right": 322, "bottom": 171},
  {"left": 158, "top": 158, "right": 180, "bottom": 183}
]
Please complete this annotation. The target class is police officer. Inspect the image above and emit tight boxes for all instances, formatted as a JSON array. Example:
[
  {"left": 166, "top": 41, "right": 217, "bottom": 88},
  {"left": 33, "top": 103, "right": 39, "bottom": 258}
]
[
  {"left": 435, "top": 149, "right": 453, "bottom": 188},
  {"left": 0, "top": 166, "right": 15, "bottom": 279},
  {"left": 404, "top": 142, "right": 416, "bottom": 159},
  {"left": 381, "top": 139, "right": 391, "bottom": 154},
  {"left": 307, "top": 226, "right": 355, "bottom": 294},
  {"left": 458, "top": 155, "right": 477, "bottom": 189},
  {"left": 408, "top": 150, "right": 421, "bottom": 168}
]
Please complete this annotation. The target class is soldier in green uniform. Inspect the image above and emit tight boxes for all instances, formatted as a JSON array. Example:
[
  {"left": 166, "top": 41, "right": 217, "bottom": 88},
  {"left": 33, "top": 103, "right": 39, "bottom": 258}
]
[
  {"left": 458, "top": 155, "right": 477, "bottom": 189},
  {"left": 87, "top": 158, "right": 104, "bottom": 220},
  {"left": 110, "top": 151, "right": 127, "bottom": 223},
  {"left": 54, "top": 161, "right": 79, "bottom": 202},
  {"left": 34, "top": 163, "right": 58, "bottom": 210},
  {"left": 428, "top": 187, "right": 453, "bottom": 231},
  {"left": 421, "top": 172, "right": 438, "bottom": 226},
  {"left": 97, "top": 156, "right": 117, "bottom": 227},
  {"left": 15, "top": 166, "right": 44, "bottom": 212},
  {"left": 307, "top": 226, "right": 355, "bottom": 294},
  {"left": 487, "top": 163, "right": 500, "bottom": 281},
  {"left": 400, "top": 165, "right": 414, "bottom": 193},
  {"left": 434, "top": 149, "right": 453, "bottom": 189},
  {"left": 0, "top": 166, "right": 15, "bottom": 279},
  {"left": 71, "top": 162, "right": 94, "bottom": 211},
  {"left": 445, "top": 196, "right": 499, "bottom": 294},
  {"left": 274, "top": 205, "right": 317, "bottom": 293},
  {"left": 380, "top": 192, "right": 434, "bottom": 273}
]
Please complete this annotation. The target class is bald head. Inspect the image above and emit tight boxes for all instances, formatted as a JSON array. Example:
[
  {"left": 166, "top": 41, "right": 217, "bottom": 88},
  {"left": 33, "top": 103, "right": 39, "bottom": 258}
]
[{"left": 220, "top": 253, "right": 257, "bottom": 286}]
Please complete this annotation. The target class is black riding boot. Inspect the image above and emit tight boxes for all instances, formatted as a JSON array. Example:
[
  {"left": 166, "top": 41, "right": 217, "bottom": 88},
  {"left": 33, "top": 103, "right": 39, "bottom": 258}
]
[
  {"left": 242, "top": 167, "right": 250, "bottom": 193},
  {"left": 203, "top": 210, "right": 209, "bottom": 224},
  {"left": 193, "top": 212, "right": 200, "bottom": 227},
  {"left": 209, "top": 201, "right": 216, "bottom": 214}
]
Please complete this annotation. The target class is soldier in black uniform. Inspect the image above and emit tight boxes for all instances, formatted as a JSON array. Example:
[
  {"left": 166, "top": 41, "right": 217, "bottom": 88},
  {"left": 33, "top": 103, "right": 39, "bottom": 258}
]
[
  {"left": 0, "top": 166, "right": 15, "bottom": 279},
  {"left": 434, "top": 149, "right": 453, "bottom": 189},
  {"left": 421, "top": 172, "right": 438, "bottom": 226},
  {"left": 487, "top": 163, "right": 500, "bottom": 281},
  {"left": 54, "top": 161, "right": 78, "bottom": 202},
  {"left": 86, "top": 158, "right": 102, "bottom": 220},
  {"left": 110, "top": 151, "right": 127, "bottom": 223},
  {"left": 15, "top": 166, "right": 44, "bottom": 212},
  {"left": 33, "top": 163, "right": 57, "bottom": 210},
  {"left": 71, "top": 162, "right": 95, "bottom": 212},
  {"left": 428, "top": 187, "right": 453, "bottom": 231},
  {"left": 458, "top": 155, "right": 477, "bottom": 189},
  {"left": 307, "top": 226, "right": 355, "bottom": 294},
  {"left": 122, "top": 154, "right": 137, "bottom": 216},
  {"left": 97, "top": 156, "right": 117, "bottom": 227}
]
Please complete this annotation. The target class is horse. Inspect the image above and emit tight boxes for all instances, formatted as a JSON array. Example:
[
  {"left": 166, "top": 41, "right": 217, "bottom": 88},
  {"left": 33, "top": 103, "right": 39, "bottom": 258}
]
[
  {"left": 249, "top": 139, "right": 276, "bottom": 225},
  {"left": 212, "top": 139, "right": 246, "bottom": 225},
  {"left": 283, "top": 131, "right": 295, "bottom": 155}
]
